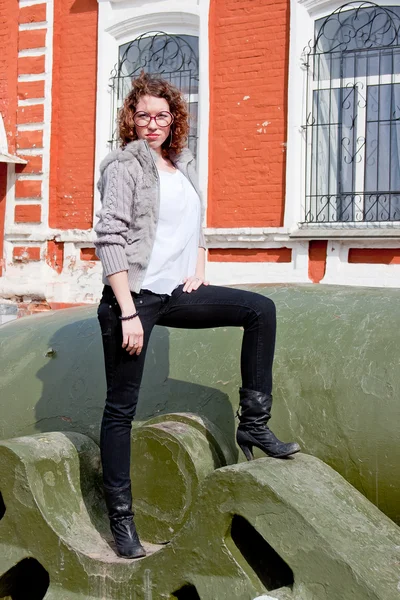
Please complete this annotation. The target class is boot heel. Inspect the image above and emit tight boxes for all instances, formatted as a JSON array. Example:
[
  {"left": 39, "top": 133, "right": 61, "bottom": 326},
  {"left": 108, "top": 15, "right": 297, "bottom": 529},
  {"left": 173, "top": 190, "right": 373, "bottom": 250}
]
[
  {"left": 237, "top": 388, "right": 301, "bottom": 459},
  {"left": 239, "top": 443, "right": 254, "bottom": 461}
]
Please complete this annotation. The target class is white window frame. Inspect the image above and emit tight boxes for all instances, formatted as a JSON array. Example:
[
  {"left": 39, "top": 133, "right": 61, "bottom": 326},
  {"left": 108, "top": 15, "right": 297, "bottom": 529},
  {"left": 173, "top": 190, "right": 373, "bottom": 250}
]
[
  {"left": 94, "top": 0, "right": 210, "bottom": 220},
  {"left": 285, "top": 0, "right": 400, "bottom": 233}
]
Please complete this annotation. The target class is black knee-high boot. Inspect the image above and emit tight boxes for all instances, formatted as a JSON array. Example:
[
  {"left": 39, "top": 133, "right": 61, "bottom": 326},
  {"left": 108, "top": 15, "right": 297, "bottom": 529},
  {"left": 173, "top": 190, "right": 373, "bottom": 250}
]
[
  {"left": 236, "top": 388, "right": 300, "bottom": 460},
  {"left": 103, "top": 485, "right": 146, "bottom": 559}
]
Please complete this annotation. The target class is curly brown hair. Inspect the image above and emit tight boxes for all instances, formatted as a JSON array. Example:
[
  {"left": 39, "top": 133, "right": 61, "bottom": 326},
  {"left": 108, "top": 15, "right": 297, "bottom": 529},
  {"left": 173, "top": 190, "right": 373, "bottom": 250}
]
[{"left": 118, "top": 71, "right": 190, "bottom": 155}]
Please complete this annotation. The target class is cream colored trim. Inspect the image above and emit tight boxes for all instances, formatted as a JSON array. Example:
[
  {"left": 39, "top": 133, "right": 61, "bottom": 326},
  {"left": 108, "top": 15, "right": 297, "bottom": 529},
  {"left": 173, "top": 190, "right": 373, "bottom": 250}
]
[
  {"left": 290, "top": 227, "right": 400, "bottom": 240},
  {"left": 205, "top": 227, "right": 291, "bottom": 247},
  {"left": 94, "top": 1, "right": 207, "bottom": 225},
  {"left": 106, "top": 11, "right": 199, "bottom": 40}
]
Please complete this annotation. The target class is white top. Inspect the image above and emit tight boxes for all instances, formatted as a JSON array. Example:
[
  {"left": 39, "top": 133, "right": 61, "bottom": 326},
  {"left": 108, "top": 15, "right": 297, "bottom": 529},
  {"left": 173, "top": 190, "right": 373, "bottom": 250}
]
[{"left": 141, "top": 169, "right": 200, "bottom": 295}]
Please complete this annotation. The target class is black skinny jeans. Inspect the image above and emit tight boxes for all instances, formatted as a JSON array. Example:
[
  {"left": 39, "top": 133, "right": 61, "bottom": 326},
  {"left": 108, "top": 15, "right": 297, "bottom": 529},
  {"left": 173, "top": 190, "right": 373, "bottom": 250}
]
[{"left": 97, "top": 283, "right": 276, "bottom": 489}]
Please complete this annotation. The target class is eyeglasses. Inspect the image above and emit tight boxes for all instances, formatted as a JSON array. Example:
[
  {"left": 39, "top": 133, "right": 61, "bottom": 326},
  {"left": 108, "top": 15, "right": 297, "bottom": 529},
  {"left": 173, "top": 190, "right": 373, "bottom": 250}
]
[{"left": 133, "top": 111, "right": 174, "bottom": 128}]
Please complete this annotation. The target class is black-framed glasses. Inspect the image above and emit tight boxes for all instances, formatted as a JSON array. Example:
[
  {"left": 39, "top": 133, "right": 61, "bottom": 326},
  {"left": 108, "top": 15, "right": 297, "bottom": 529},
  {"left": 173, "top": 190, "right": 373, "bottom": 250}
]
[{"left": 133, "top": 111, "right": 174, "bottom": 128}]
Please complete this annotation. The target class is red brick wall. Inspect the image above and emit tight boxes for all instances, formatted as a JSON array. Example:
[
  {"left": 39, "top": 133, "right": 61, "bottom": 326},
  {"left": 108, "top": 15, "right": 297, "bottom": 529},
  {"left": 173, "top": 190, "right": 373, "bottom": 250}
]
[
  {"left": 0, "top": 163, "right": 6, "bottom": 276},
  {"left": 16, "top": 130, "right": 43, "bottom": 150},
  {"left": 348, "top": 248, "right": 400, "bottom": 265},
  {"left": 49, "top": 0, "right": 98, "bottom": 230},
  {"left": 0, "top": 0, "right": 19, "bottom": 276},
  {"left": 18, "top": 80, "right": 45, "bottom": 101},
  {"left": 17, "top": 55, "right": 45, "bottom": 76},
  {"left": 0, "top": 0, "right": 18, "bottom": 155},
  {"left": 80, "top": 247, "right": 99, "bottom": 261},
  {"left": 208, "top": 0, "right": 289, "bottom": 228},
  {"left": 15, "top": 180, "right": 42, "bottom": 199},
  {"left": 208, "top": 248, "right": 292, "bottom": 262},
  {"left": 308, "top": 241, "right": 328, "bottom": 283},
  {"left": 18, "top": 29, "right": 46, "bottom": 50},
  {"left": 14, "top": 204, "right": 42, "bottom": 223},
  {"left": 13, "top": 246, "right": 41, "bottom": 261},
  {"left": 46, "top": 240, "right": 64, "bottom": 273},
  {"left": 19, "top": 3, "right": 46, "bottom": 24}
]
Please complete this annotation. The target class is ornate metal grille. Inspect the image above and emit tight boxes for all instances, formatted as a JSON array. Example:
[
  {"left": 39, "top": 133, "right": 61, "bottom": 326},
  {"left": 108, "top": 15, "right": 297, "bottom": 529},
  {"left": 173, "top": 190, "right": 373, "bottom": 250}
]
[
  {"left": 109, "top": 32, "right": 199, "bottom": 155},
  {"left": 302, "top": 3, "right": 400, "bottom": 223}
]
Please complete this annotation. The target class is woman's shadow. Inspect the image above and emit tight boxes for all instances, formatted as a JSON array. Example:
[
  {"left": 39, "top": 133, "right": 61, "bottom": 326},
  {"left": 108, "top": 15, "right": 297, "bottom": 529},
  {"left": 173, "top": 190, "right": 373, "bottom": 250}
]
[
  {"left": 34, "top": 314, "right": 238, "bottom": 456},
  {"left": 32, "top": 313, "right": 239, "bottom": 540}
]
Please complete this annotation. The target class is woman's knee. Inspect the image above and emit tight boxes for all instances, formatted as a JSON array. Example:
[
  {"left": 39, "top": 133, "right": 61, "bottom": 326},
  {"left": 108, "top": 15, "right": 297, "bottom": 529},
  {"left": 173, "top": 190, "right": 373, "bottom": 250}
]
[
  {"left": 240, "top": 293, "right": 276, "bottom": 331},
  {"left": 248, "top": 292, "right": 276, "bottom": 319},
  {"left": 104, "top": 396, "right": 138, "bottom": 423}
]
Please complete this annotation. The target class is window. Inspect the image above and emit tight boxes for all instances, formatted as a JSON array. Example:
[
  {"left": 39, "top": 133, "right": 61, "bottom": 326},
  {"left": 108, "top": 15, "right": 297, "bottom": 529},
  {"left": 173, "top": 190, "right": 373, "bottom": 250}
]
[
  {"left": 108, "top": 31, "right": 199, "bottom": 156},
  {"left": 303, "top": 2, "right": 400, "bottom": 223}
]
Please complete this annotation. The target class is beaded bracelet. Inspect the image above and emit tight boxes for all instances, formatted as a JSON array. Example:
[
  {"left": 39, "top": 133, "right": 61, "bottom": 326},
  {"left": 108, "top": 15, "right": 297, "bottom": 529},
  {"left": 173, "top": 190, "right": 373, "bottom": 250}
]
[{"left": 118, "top": 311, "right": 139, "bottom": 321}]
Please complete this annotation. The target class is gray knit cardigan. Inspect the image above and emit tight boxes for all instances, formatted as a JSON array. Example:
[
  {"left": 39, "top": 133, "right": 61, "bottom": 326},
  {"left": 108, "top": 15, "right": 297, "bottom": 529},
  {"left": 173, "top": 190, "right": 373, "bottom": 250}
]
[{"left": 94, "top": 139, "right": 206, "bottom": 293}]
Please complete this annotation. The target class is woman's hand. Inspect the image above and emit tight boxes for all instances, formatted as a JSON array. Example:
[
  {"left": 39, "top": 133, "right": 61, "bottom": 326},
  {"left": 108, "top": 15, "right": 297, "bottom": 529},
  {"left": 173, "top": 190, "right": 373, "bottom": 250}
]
[
  {"left": 121, "top": 317, "right": 144, "bottom": 355},
  {"left": 182, "top": 275, "right": 209, "bottom": 293}
]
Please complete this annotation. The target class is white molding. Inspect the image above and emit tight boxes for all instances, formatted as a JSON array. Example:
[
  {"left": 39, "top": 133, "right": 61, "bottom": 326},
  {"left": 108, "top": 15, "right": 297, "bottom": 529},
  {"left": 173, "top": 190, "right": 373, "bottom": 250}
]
[
  {"left": 197, "top": 0, "right": 210, "bottom": 228},
  {"left": 205, "top": 227, "right": 292, "bottom": 247},
  {"left": 105, "top": 11, "right": 199, "bottom": 40},
  {"left": 15, "top": 173, "right": 43, "bottom": 180},
  {"left": 284, "top": 0, "right": 313, "bottom": 231},
  {"left": 94, "top": 0, "right": 208, "bottom": 226},
  {"left": 17, "top": 74, "right": 45, "bottom": 82},
  {"left": 0, "top": 113, "right": 7, "bottom": 153},
  {"left": 299, "top": 0, "right": 400, "bottom": 16},
  {"left": 5, "top": 232, "right": 50, "bottom": 242},
  {"left": 39, "top": 0, "right": 54, "bottom": 230},
  {"left": 290, "top": 227, "right": 400, "bottom": 239},
  {"left": 298, "top": 0, "right": 343, "bottom": 14},
  {"left": 18, "top": 48, "right": 46, "bottom": 57},
  {"left": 285, "top": 0, "right": 400, "bottom": 234},
  {"left": 3, "top": 227, "right": 296, "bottom": 247},
  {"left": 14, "top": 147, "right": 43, "bottom": 156},
  {"left": 12, "top": 198, "right": 43, "bottom": 203},
  {"left": 17, "top": 124, "right": 44, "bottom": 131},
  {"left": 5, "top": 165, "right": 16, "bottom": 233},
  {"left": 19, "top": 0, "right": 49, "bottom": 6},
  {"left": 5, "top": 228, "right": 96, "bottom": 243},
  {"left": 19, "top": 22, "right": 47, "bottom": 31},
  {"left": 54, "top": 229, "right": 96, "bottom": 243},
  {"left": 18, "top": 98, "right": 45, "bottom": 106}
]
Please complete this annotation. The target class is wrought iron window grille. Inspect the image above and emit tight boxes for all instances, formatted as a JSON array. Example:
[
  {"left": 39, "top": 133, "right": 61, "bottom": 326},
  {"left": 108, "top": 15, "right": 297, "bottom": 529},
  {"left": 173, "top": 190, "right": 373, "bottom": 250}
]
[
  {"left": 302, "top": 2, "right": 400, "bottom": 224},
  {"left": 108, "top": 31, "right": 199, "bottom": 156}
]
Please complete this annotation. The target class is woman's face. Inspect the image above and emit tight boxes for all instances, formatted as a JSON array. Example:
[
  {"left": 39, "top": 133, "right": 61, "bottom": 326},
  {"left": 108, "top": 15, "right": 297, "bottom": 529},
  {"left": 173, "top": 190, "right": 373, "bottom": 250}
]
[{"left": 134, "top": 95, "right": 173, "bottom": 151}]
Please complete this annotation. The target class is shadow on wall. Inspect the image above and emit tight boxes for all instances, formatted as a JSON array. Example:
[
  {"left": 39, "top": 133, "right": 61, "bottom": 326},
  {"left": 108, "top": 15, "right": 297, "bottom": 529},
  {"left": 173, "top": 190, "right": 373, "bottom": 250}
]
[
  {"left": 70, "top": 0, "right": 98, "bottom": 14},
  {"left": 70, "top": 0, "right": 168, "bottom": 13},
  {"left": 33, "top": 316, "right": 238, "bottom": 461}
]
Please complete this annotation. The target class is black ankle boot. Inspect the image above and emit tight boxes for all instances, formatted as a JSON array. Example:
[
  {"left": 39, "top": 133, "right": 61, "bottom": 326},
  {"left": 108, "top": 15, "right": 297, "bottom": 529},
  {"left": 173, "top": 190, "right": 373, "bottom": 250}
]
[
  {"left": 103, "top": 485, "right": 146, "bottom": 559},
  {"left": 236, "top": 387, "right": 300, "bottom": 460}
]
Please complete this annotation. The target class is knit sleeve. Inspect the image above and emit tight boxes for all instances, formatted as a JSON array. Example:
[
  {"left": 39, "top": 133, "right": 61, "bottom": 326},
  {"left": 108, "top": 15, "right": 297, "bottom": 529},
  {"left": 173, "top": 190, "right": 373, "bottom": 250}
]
[{"left": 94, "top": 160, "right": 134, "bottom": 277}]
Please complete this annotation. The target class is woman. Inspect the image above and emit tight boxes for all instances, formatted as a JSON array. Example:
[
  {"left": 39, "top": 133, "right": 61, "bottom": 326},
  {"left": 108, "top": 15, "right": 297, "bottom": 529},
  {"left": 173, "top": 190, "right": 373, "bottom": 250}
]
[{"left": 95, "top": 72, "right": 300, "bottom": 559}]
